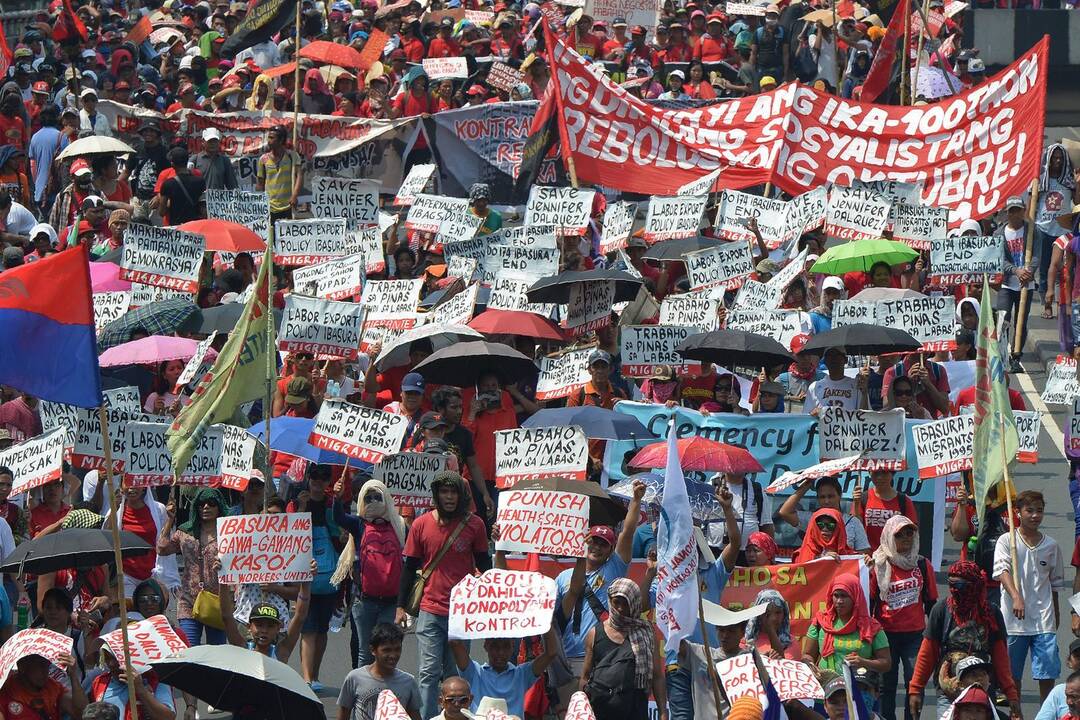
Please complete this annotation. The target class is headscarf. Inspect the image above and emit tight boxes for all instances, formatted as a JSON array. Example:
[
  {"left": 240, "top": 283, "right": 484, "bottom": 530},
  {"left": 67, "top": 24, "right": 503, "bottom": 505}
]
[
  {"left": 793, "top": 508, "right": 852, "bottom": 563},
  {"left": 728, "top": 696, "right": 764, "bottom": 720},
  {"left": 744, "top": 589, "right": 792, "bottom": 649},
  {"left": 199, "top": 31, "right": 221, "bottom": 58},
  {"left": 430, "top": 470, "right": 471, "bottom": 520},
  {"left": 746, "top": 531, "right": 778, "bottom": 564},
  {"left": 178, "top": 488, "right": 229, "bottom": 537},
  {"left": 357, "top": 478, "right": 406, "bottom": 544},
  {"left": 813, "top": 573, "right": 881, "bottom": 658},
  {"left": 871, "top": 514, "right": 920, "bottom": 598},
  {"left": 607, "top": 577, "right": 654, "bottom": 691},
  {"left": 246, "top": 74, "right": 274, "bottom": 111},
  {"left": 132, "top": 578, "right": 169, "bottom": 611},
  {"left": 303, "top": 68, "right": 332, "bottom": 97},
  {"left": 107, "top": 209, "right": 130, "bottom": 232},
  {"left": 946, "top": 560, "right": 996, "bottom": 631},
  {"left": 469, "top": 182, "right": 492, "bottom": 202},
  {"left": 1040, "top": 143, "right": 1076, "bottom": 191},
  {"left": 109, "top": 49, "right": 134, "bottom": 79},
  {"left": 61, "top": 508, "right": 104, "bottom": 529},
  {"left": 956, "top": 296, "right": 979, "bottom": 326},
  {"left": 0, "top": 145, "right": 20, "bottom": 169},
  {"left": 958, "top": 219, "right": 983, "bottom": 236}
]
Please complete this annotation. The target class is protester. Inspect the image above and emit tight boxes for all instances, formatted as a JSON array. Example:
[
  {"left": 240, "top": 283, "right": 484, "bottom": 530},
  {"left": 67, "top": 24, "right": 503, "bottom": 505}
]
[
  {"left": 803, "top": 573, "right": 891, "bottom": 676},
  {"left": 338, "top": 622, "right": 422, "bottom": 720},
  {"left": 744, "top": 589, "right": 798, "bottom": 659}
]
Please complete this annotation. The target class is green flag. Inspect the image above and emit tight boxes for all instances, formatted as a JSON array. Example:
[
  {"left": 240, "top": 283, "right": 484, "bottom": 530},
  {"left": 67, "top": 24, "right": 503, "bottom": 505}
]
[
  {"left": 971, "top": 279, "right": 1019, "bottom": 527},
  {"left": 166, "top": 247, "right": 273, "bottom": 475}
]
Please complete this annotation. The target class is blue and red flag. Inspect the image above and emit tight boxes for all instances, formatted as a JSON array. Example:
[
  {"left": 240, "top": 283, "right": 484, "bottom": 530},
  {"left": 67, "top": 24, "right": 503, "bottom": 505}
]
[{"left": 0, "top": 245, "right": 102, "bottom": 408}]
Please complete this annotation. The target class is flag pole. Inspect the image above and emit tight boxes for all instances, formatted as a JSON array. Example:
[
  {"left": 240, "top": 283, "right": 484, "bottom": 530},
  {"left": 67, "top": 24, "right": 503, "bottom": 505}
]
[
  {"left": 696, "top": 594, "right": 725, "bottom": 715},
  {"left": 911, "top": 0, "right": 930, "bottom": 102},
  {"left": 1012, "top": 178, "right": 1041, "bottom": 357},
  {"left": 99, "top": 407, "right": 141, "bottom": 720},
  {"left": 290, "top": 0, "right": 303, "bottom": 196},
  {"left": 900, "top": 3, "right": 911, "bottom": 104},
  {"left": 998, "top": 410, "right": 1020, "bottom": 588},
  {"left": 263, "top": 239, "right": 275, "bottom": 513}
]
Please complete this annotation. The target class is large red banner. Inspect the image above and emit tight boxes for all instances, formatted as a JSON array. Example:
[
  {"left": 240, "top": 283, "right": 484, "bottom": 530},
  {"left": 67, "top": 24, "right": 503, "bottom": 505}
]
[{"left": 546, "top": 32, "right": 1048, "bottom": 220}]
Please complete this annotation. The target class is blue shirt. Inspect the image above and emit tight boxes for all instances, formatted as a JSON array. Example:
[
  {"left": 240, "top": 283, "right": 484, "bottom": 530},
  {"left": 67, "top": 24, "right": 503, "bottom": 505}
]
[
  {"left": 809, "top": 311, "right": 832, "bottom": 334},
  {"left": 650, "top": 561, "right": 730, "bottom": 665},
  {"left": 555, "top": 553, "right": 629, "bottom": 658},
  {"left": 27, "top": 126, "right": 62, "bottom": 203},
  {"left": 97, "top": 677, "right": 175, "bottom": 717},
  {"left": 632, "top": 524, "right": 656, "bottom": 559},
  {"left": 1034, "top": 683, "right": 1067, "bottom": 720},
  {"left": 461, "top": 660, "right": 535, "bottom": 717}
]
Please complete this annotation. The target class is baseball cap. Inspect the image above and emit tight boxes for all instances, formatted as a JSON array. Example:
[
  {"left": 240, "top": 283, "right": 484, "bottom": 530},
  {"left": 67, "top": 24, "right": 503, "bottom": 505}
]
[
  {"left": 203, "top": 127, "right": 222, "bottom": 141},
  {"left": 249, "top": 603, "right": 281, "bottom": 623},
  {"left": 759, "top": 75, "right": 777, "bottom": 88},
  {"left": 466, "top": 84, "right": 487, "bottom": 96},
  {"left": 178, "top": 82, "right": 196, "bottom": 95},
  {"left": 248, "top": 469, "right": 266, "bottom": 485},
  {"left": 285, "top": 376, "right": 313, "bottom": 404},
  {"left": 706, "top": 12, "right": 724, "bottom": 23},
  {"left": 70, "top": 158, "right": 92, "bottom": 177},
  {"left": 790, "top": 333, "right": 813, "bottom": 355},
  {"left": 402, "top": 372, "right": 425, "bottom": 393},
  {"left": 967, "top": 58, "right": 986, "bottom": 73},
  {"left": 587, "top": 349, "right": 612, "bottom": 366},
  {"left": 954, "top": 655, "right": 991, "bottom": 677},
  {"left": 668, "top": 69, "right": 685, "bottom": 80},
  {"left": 822, "top": 276, "right": 845, "bottom": 292},
  {"left": 80, "top": 87, "right": 98, "bottom": 99},
  {"left": 955, "top": 328, "right": 975, "bottom": 347},
  {"left": 1069, "top": 639, "right": 1080, "bottom": 657},
  {"left": 420, "top": 411, "right": 450, "bottom": 430},
  {"left": 114, "top": 80, "right": 131, "bottom": 91},
  {"left": 823, "top": 677, "right": 846, "bottom": 699},
  {"left": 611, "top": 16, "right": 627, "bottom": 26},
  {"left": 587, "top": 525, "right": 616, "bottom": 545},
  {"left": 852, "top": 667, "right": 880, "bottom": 690},
  {"left": 954, "top": 686, "right": 991, "bottom": 707},
  {"left": 759, "top": 380, "right": 786, "bottom": 396},
  {"left": 81, "top": 195, "right": 105, "bottom": 210},
  {"left": 31, "top": 81, "right": 50, "bottom": 94},
  {"left": 630, "top": 24, "right": 646, "bottom": 34},
  {"left": 1005, "top": 195, "right": 1025, "bottom": 210}
]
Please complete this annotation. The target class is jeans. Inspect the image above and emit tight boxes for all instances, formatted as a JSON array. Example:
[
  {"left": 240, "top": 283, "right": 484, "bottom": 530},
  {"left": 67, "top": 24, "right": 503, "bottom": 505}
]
[
  {"left": 178, "top": 618, "right": 226, "bottom": 646},
  {"left": 666, "top": 667, "right": 692, "bottom": 720},
  {"left": 351, "top": 597, "right": 397, "bottom": 667},
  {"left": 996, "top": 287, "right": 1034, "bottom": 357},
  {"left": 882, "top": 630, "right": 922, "bottom": 720},
  {"left": 1038, "top": 229, "right": 1056, "bottom": 294},
  {"left": 416, "top": 610, "right": 465, "bottom": 720}
]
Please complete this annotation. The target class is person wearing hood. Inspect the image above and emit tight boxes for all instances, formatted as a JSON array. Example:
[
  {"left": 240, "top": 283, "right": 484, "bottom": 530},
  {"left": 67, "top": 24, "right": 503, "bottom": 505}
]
[
  {"left": 804, "top": 573, "right": 890, "bottom": 677},
  {"left": 246, "top": 74, "right": 275, "bottom": 111},
  {"left": 302, "top": 68, "right": 336, "bottom": 115},
  {"left": 158, "top": 488, "right": 230, "bottom": 646},
  {"left": 0, "top": 81, "right": 29, "bottom": 150},
  {"left": 397, "top": 471, "right": 490, "bottom": 720},
  {"left": 793, "top": 507, "right": 855, "bottom": 563},
  {"left": 841, "top": 48, "right": 871, "bottom": 98},
  {"left": 1036, "top": 144, "right": 1078, "bottom": 306},
  {"left": 23, "top": 222, "right": 57, "bottom": 262},
  {"left": 0, "top": 146, "right": 32, "bottom": 209},
  {"left": 744, "top": 589, "right": 798, "bottom": 659}
]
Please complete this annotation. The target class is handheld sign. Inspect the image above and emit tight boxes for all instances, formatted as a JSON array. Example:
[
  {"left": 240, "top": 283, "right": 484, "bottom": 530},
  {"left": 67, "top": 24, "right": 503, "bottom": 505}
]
[
  {"left": 819, "top": 407, "right": 906, "bottom": 470},
  {"left": 373, "top": 452, "right": 452, "bottom": 509},
  {"left": 217, "top": 513, "right": 314, "bottom": 585},
  {"left": 125, "top": 421, "right": 218, "bottom": 486},
  {"left": 716, "top": 654, "right": 824, "bottom": 703},
  {"left": 488, "top": 273, "right": 557, "bottom": 317},
  {"left": 0, "top": 428, "right": 65, "bottom": 497},
  {"left": 825, "top": 185, "right": 892, "bottom": 241},
  {"left": 120, "top": 224, "right": 204, "bottom": 293},
  {"left": 273, "top": 219, "right": 350, "bottom": 266},
  {"left": 448, "top": 570, "right": 557, "bottom": 639},
  {"left": 427, "top": 282, "right": 479, "bottom": 326},
  {"left": 524, "top": 186, "right": 594, "bottom": 236},
  {"left": 360, "top": 279, "right": 424, "bottom": 325},
  {"left": 726, "top": 309, "right": 808, "bottom": 352},
  {"left": 536, "top": 348, "right": 594, "bottom": 401},
  {"left": 494, "top": 225, "right": 558, "bottom": 250},
  {"left": 486, "top": 61, "right": 524, "bottom": 92},
  {"left": 101, "top": 615, "right": 187, "bottom": 674},
  {"left": 494, "top": 426, "right": 588, "bottom": 488},
  {"left": 782, "top": 186, "right": 828, "bottom": 242},
  {"left": 394, "top": 164, "right": 436, "bottom": 206},
  {"left": 405, "top": 194, "right": 470, "bottom": 234},
  {"left": 1067, "top": 398, "right": 1080, "bottom": 460},
  {"left": 350, "top": 227, "right": 386, "bottom": 275},
  {"left": 684, "top": 241, "right": 755, "bottom": 291},
  {"left": 714, "top": 190, "right": 787, "bottom": 247},
  {"left": 175, "top": 332, "right": 218, "bottom": 390},
  {"left": 291, "top": 253, "right": 366, "bottom": 301},
  {"left": 833, "top": 297, "right": 956, "bottom": 351},
  {"left": 374, "top": 689, "right": 411, "bottom": 720},
  {"left": 1014, "top": 410, "right": 1041, "bottom": 463},
  {"left": 929, "top": 235, "right": 1002, "bottom": 285},
  {"left": 620, "top": 325, "right": 699, "bottom": 377},
  {"left": 1041, "top": 355, "right": 1080, "bottom": 405},
  {"left": 129, "top": 282, "right": 188, "bottom": 309},
  {"left": 725, "top": 1, "right": 766, "bottom": 13},
  {"left": 279, "top": 295, "right": 366, "bottom": 360},
  {"left": 644, "top": 195, "right": 706, "bottom": 243},
  {"left": 565, "top": 280, "right": 615, "bottom": 336},
  {"left": 205, "top": 188, "right": 270, "bottom": 239},
  {"left": 422, "top": 56, "right": 469, "bottom": 79},
  {"left": 912, "top": 414, "right": 974, "bottom": 479},
  {"left": 733, "top": 279, "right": 782, "bottom": 312},
  {"left": 310, "top": 398, "right": 409, "bottom": 463},
  {"left": 495, "top": 489, "right": 590, "bottom": 557},
  {"left": 311, "top": 176, "right": 379, "bottom": 227},
  {"left": 0, "top": 629, "right": 73, "bottom": 690},
  {"left": 600, "top": 200, "right": 635, "bottom": 254},
  {"left": 659, "top": 292, "right": 721, "bottom": 331},
  {"left": 93, "top": 291, "right": 131, "bottom": 330},
  {"left": 41, "top": 386, "right": 141, "bottom": 471},
  {"left": 483, "top": 243, "right": 560, "bottom": 285},
  {"left": 435, "top": 212, "right": 483, "bottom": 252},
  {"left": 677, "top": 167, "right": 722, "bottom": 197},
  {"left": 891, "top": 202, "right": 949, "bottom": 250}
]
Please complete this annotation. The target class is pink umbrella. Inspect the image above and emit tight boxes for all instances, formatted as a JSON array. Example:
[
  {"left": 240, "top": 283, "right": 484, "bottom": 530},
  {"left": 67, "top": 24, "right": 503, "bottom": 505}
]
[
  {"left": 98, "top": 335, "right": 218, "bottom": 368},
  {"left": 90, "top": 262, "right": 132, "bottom": 293}
]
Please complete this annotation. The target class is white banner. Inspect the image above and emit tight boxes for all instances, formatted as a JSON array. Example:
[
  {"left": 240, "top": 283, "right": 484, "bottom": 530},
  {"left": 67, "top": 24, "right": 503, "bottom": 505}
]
[
  {"left": 101, "top": 615, "right": 188, "bottom": 674},
  {"left": 714, "top": 190, "right": 787, "bottom": 247},
  {"left": 482, "top": 244, "right": 560, "bottom": 285},
  {"left": 1042, "top": 355, "right": 1080, "bottom": 405},
  {"left": 536, "top": 348, "right": 593, "bottom": 401},
  {"left": 659, "top": 292, "right": 721, "bottom": 331},
  {"left": 819, "top": 407, "right": 906, "bottom": 470},
  {"left": 565, "top": 281, "right": 614, "bottom": 337},
  {"left": 217, "top": 513, "right": 313, "bottom": 585},
  {"left": 833, "top": 296, "right": 956, "bottom": 351},
  {"left": 524, "top": 186, "right": 594, "bottom": 236},
  {"left": 123, "top": 421, "right": 244, "bottom": 487},
  {"left": 394, "top": 164, "right": 436, "bottom": 206},
  {"left": 422, "top": 56, "right": 469, "bottom": 80},
  {"left": 272, "top": 218, "right": 349, "bottom": 266},
  {"left": 684, "top": 241, "right": 755, "bottom": 291},
  {"left": 644, "top": 195, "right": 706, "bottom": 243},
  {"left": 929, "top": 235, "right": 1003, "bottom": 285},
  {"left": 825, "top": 185, "right": 892, "bottom": 241},
  {"left": 205, "top": 189, "right": 270, "bottom": 239},
  {"left": 891, "top": 202, "right": 949, "bottom": 250},
  {"left": 405, "top": 194, "right": 471, "bottom": 234},
  {"left": 494, "top": 426, "right": 588, "bottom": 488},
  {"left": 495, "top": 489, "right": 590, "bottom": 557},
  {"left": 448, "top": 570, "right": 557, "bottom": 639},
  {"left": 600, "top": 201, "right": 635, "bottom": 254},
  {"left": 487, "top": 273, "right": 557, "bottom": 317},
  {"left": 373, "top": 452, "right": 452, "bottom": 509},
  {"left": 0, "top": 428, "right": 65, "bottom": 496},
  {"left": 279, "top": 295, "right": 366, "bottom": 359},
  {"left": 620, "top": 325, "right": 698, "bottom": 376},
  {"left": 310, "top": 398, "right": 409, "bottom": 463},
  {"left": 912, "top": 414, "right": 974, "bottom": 479},
  {"left": 311, "top": 176, "right": 379, "bottom": 227},
  {"left": 93, "top": 291, "right": 131, "bottom": 330},
  {"left": 361, "top": 279, "right": 425, "bottom": 323},
  {"left": 291, "top": 253, "right": 366, "bottom": 301},
  {"left": 120, "top": 224, "right": 204, "bottom": 293}
]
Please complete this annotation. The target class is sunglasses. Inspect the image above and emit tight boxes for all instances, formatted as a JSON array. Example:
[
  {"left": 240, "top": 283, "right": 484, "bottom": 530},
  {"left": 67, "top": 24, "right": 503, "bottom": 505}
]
[
  {"left": 364, "top": 492, "right": 383, "bottom": 503},
  {"left": 815, "top": 518, "right": 838, "bottom": 531},
  {"left": 443, "top": 696, "right": 471, "bottom": 705},
  {"left": 895, "top": 526, "right": 916, "bottom": 537},
  {"left": 137, "top": 594, "right": 162, "bottom": 603},
  {"left": 948, "top": 579, "right": 973, "bottom": 590}
]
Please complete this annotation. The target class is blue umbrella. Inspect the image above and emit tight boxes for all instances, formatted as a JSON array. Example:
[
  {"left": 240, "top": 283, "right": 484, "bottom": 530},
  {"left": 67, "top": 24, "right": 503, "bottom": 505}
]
[
  {"left": 522, "top": 406, "right": 658, "bottom": 441},
  {"left": 608, "top": 472, "right": 721, "bottom": 523},
  {"left": 246, "top": 417, "right": 359, "bottom": 467}
]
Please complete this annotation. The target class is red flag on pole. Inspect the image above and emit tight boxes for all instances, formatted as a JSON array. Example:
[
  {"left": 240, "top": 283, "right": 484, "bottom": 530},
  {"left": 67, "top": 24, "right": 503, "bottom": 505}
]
[
  {"left": 52, "top": 0, "right": 89, "bottom": 44},
  {"left": 860, "top": 0, "right": 911, "bottom": 103},
  {"left": 0, "top": 19, "right": 13, "bottom": 78}
]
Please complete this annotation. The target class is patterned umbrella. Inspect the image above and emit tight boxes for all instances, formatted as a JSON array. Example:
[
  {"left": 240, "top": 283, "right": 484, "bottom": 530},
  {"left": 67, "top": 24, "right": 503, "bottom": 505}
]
[
  {"left": 97, "top": 297, "right": 202, "bottom": 351},
  {"left": 629, "top": 436, "right": 764, "bottom": 473},
  {"left": 608, "top": 471, "right": 721, "bottom": 523}
]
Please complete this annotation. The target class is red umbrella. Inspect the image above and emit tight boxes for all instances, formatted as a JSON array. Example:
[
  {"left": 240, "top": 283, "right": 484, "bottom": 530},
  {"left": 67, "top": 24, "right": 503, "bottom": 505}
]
[
  {"left": 178, "top": 219, "right": 265, "bottom": 253},
  {"left": 467, "top": 309, "right": 567, "bottom": 341},
  {"left": 630, "top": 437, "right": 764, "bottom": 474},
  {"left": 298, "top": 40, "right": 366, "bottom": 69}
]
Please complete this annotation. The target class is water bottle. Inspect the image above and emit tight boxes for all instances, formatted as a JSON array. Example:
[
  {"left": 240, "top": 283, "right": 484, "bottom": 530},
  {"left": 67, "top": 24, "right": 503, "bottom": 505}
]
[{"left": 16, "top": 596, "right": 30, "bottom": 630}]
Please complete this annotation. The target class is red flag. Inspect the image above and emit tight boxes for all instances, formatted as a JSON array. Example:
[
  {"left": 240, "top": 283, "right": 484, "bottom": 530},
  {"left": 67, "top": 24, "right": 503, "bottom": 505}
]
[
  {"left": 125, "top": 15, "right": 153, "bottom": 46},
  {"left": 0, "top": 18, "right": 12, "bottom": 78},
  {"left": 52, "top": 0, "right": 89, "bottom": 44},
  {"left": 860, "top": 0, "right": 911, "bottom": 103}
]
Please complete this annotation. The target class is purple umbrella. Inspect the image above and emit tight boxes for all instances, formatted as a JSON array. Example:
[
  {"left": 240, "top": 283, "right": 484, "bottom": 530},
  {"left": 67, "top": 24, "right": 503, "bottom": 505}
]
[{"left": 89, "top": 262, "right": 132, "bottom": 293}]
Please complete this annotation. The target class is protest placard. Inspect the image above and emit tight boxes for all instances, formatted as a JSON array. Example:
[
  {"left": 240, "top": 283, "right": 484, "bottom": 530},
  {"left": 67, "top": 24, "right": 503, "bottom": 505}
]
[
  {"left": 524, "top": 186, "right": 594, "bottom": 235},
  {"left": 443, "top": 235, "right": 490, "bottom": 274},
  {"left": 272, "top": 218, "right": 349, "bottom": 266},
  {"left": 891, "top": 202, "right": 949, "bottom": 250},
  {"left": 487, "top": 61, "right": 525, "bottom": 92},
  {"left": 374, "top": 452, "right": 452, "bottom": 509},
  {"left": 494, "top": 427, "right": 588, "bottom": 488},
  {"left": 685, "top": 241, "right": 755, "bottom": 291},
  {"left": 716, "top": 655, "right": 824, "bottom": 703},
  {"left": 217, "top": 513, "right": 313, "bottom": 585},
  {"left": 1015, "top": 410, "right": 1041, "bottom": 463},
  {"left": 128, "top": 282, "right": 190, "bottom": 308},
  {"left": 120, "top": 224, "right": 204, "bottom": 293},
  {"left": 782, "top": 186, "right": 828, "bottom": 242},
  {"left": 725, "top": 1, "right": 766, "bottom": 14},
  {"left": 422, "top": 57, "right": 469, "bottom": 80},
  {"left": 766, "top": 249, "right": 809, "bottom": 295},
  {"left": 434, "top": 212, "right": 484, "bottom": 253},
  {"left": 912, "top": 414, "right": 974, "bottom": 478},
  {"left": 279, "top": 295, "right": 366, "bottom": 359},
  {"left": 346, "top": 227, "right": 385, "bottom": 275},
  {"left": 487, "top": 273, "right": 557, "bottom": 317},
  {"left": 102, "top": 615, "right": 188, "bottom": 674},
  {"left": 832, "top": 299, "right": 878, "bottom": 327},
  {"left": 833, "top": 297, "right": 956, "bottom": 351},
  {"left": 644, "top": 195, "right": 706, "bottom": 243},
  {"left": 852, "top": 179, "right": 924, "bottom": 210},
  {"left": 405, "top": 194, "right": 471, "bottom": 234},
  {"left": 766, "top": 454, "right": 867, "bottom": 494},
  {"left": 427, "top": 283, "right": 479, "bottom": 327},
  {"left": 483, "top": 244, "right": 560, "bottom": 285},
  {"left": 820, "top": 408, "right": 906, "bottom": 470},
  {"left": 1042, "top": 355, "right": 1080, "bottom": 405},
  {"left": 360, "top": 279, "right": 424, "bottom": 324},
  {"left": 175, "top": 331, "right": 217, "bottom": 390},
  {"left": 205, "top": 188, "right": 270, "bottom": 239},
  {"left": 375, "top": 690, "right": 411, "bottom": 720},
  {"left": 394, "top": 164, "right": 436, "bottom": 206},
  {"left": 659, "top": 292, "right": 721, "bottom": 331},
  {"left": 536, "top": 348, "right": 594, "bottom": 400},
  {"left": 311, "top": 176, "right": 379, "bottom": 227},
  {"left": 824, "top": 185, "right": 892, "bottom": 241},
  {"left": 93, "top": 291, "right": 131, "bottom": 330},
  {"left": 714, "top": 190, "right": 787, "bottom": 247},
  {"left": 447, "top": 256, "right": 479, "bottom": 282},
  {"left": 725, "top": 309, "right": 808, "bottom": 352},
  {"left": 600, "top": 201, "right": 635, "bottom": 254},
  {"left": 359, "top": 315, "right": 423, "bottom": 355},
  {"left": 495, "top": 489, "right": 590, "bottom": 557},
  {"left": 620, "top": 325, "right": 699, "bottom": 376},
  {"left": 125, "top": 421, "right": 219, "bottom": 486},
  {"left": 448, "top": 570, "right": 557, "bottom": 639},
  {"left": 494, "top": 225, "right": 558, "bottom": 250},
  {"left": 291, "top": 253, "right": 366, "bottom": 301},
  {"left": 41, "top": 386, "right": 140, "bottom": 470},
  {"left": 929, "top": 235, "right": 1003, "bottom": 285},
  {"left": 584, "top": 0, "right": 660, "bottom": 31},
  {"left": 310, "top": 398, "right": 409, "bottom": 463},
  {"left": 565, "top": 281, "right": 615, "bottom": 336},
  {"left": 0, "top": 428, "right": 65, "bottom": 496},
  {"left": 1067, "top": 398, "right": 1080, "bottom": 460},
  {"left": 677, "top": 167, "right": 722, "bottom": 197},
  {"left": 0, "top": 629, "right": 73, "bottom": 689}
]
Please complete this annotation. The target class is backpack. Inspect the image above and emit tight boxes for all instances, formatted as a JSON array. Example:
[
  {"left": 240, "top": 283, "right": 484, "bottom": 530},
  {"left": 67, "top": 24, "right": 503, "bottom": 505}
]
[
  {"left": 584, "top": 634, "right": 638, "bottom": 716},
  {"left": 972, "top": 504, "right": 1008, "bottom": 577},
  {"left": 358, "top": 520, "right": 403, "bottom": 599}
]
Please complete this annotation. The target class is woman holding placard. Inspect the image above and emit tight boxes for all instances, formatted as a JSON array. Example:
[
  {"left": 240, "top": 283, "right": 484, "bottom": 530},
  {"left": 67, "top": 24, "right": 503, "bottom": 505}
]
[{"left": 743, "top": 589, "right": 800, "bottom": 660}]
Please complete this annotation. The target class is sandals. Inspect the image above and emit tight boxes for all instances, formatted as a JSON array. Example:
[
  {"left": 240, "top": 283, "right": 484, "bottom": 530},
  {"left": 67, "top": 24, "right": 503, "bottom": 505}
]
[{"left": 1043, "top": 305, "right": 1055, "bottom": 319}]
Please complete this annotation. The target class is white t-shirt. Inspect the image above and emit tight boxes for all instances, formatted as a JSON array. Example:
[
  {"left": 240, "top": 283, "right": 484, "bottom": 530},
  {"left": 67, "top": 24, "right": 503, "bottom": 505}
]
[
  {"left": 706, "top": 479, "right": 773, "bottom": 549},
  {"left": 4, "top": 202, "right": 37, "bottom": 236},
  {"left": 993, "top": 530, "right": 1065, "bottom": 635},
  {"left": 804, "top": 376, "right": 859, "bottom": 413}
]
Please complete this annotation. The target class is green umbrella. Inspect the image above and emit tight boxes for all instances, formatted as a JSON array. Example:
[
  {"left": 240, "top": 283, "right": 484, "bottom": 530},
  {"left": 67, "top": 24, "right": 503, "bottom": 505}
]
[{"left": 808, "top": 238, "right": 919, "bottom": 275}]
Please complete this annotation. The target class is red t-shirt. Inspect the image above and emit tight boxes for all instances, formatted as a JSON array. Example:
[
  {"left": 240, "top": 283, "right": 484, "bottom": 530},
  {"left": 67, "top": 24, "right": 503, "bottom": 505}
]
[
  {"left": 403, "top": 512, "right": 488, "bottom": 616},
  {"left": 0, "top": 114, "right": 29, "bottom": 151},
  {"left": 0, "top": 675, "right": 65, "bottom": 720},
  {"left": 860, "top": 489, "right": 918, "bottom": 552},
  {"left": 427, "top": 37, "right": 462, "bottom": 58},
  {"left": 461, "top": 388, "right": 518, "bottom": 485},
  {"left": 29, "top": 504, "right": 70, "bottom": 538},
  {"left": 872, "top": 561, "right": 937, "bottom": 632},
  {"left": 122, "top": 503, "right": 157, "bottom": 581},
  {"left": 680, "top": 373, "right": 722, "bottom": 409},
  {"left": 695, "top": 34, "right": 732, "bottom": 62},
  {"left": 951, "top": 386, "right": 1027, "bottom": 414}
]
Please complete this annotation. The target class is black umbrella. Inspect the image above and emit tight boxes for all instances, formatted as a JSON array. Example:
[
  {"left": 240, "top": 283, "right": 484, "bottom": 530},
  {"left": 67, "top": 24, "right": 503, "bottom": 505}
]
[
  {"left": 0, "top": 529, "right": 152, "bottom": 575},
  {"left": 526, "top": 269, "right": 642, "bottom": 305},
  {"left": 412, "top": 340, "right": 538, "bottom": 386},
  {"left": 800, "top": 323, "right": 922, "bottom": 356},
  {"left": 195, "top": 303, "right": 283, "bottom": 335},
  {"left": 509, "top": 476, "right": 626, "bottom": 526},
  {"left": 643, "top": 236, "right": 723, "bottom": 261},
  {"left": 677, "top": 329, "right": 793, "bottom": 368},
  {"left": 523, "top": 407, "right": 659, "bottom": 441}
]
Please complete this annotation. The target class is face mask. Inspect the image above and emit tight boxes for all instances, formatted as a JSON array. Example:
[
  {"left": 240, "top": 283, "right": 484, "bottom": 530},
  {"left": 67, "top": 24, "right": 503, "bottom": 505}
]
[
  {"left": 363, "top": 500, "right": 386, "bottom": 519},
  {"left": 766, "top": 17, "right": 778, "bottom": 26}
]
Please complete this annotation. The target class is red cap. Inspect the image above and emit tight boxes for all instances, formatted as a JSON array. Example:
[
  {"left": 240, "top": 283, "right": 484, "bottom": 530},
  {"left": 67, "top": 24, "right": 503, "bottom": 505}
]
[
  {"left": 178, "top": 82, "right": 195, "bottom": 95},
  {"left": 114, "top": 80, "right": 130, "bottom": 91},
  {"left": 587, "top": 526, "right": 616, "bottom": 546},
  {"left": 70, "top": 158, "right": 92, "bottom": 177},
  {"left": 76, "top": 220, "right": 94, "bottom": 235},
  {"left": 630, "top": 24, "right": 646, "bottom": 34},
  {"left": 222, "top": 74, "right": 242, "bottom": 88},
  {"left": 31, "top": 81, "right": 50, "bottom": 93},
  {"left": 466, "top": 84, "right": 486, "bottom": 96},
  {"left": 790, "top": 333, "right": 811, "bottom": 355},
  {"left": 955, "top": 687, "right": 991, "bottom": 707},
  {"left": 706, "top": 12, "right": 725, "bottom": 23}
]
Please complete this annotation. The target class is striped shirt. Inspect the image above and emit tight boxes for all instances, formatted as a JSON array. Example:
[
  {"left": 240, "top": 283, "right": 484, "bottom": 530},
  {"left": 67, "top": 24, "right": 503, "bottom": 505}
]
[{"left": 256, "top": 149, "right": 299, "bottom": 213}]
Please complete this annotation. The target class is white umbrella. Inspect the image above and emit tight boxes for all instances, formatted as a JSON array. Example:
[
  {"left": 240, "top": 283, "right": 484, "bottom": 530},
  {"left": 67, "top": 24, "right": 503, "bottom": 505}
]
[
  {"left": 57, "top": 135, "right": 137, "bottom": 161},
  {"left": 374, "top": 322, "right": 482, "bottom": 371}
]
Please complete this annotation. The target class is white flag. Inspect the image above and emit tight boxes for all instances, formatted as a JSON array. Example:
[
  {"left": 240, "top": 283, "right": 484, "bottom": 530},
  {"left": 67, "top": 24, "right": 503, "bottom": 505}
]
[{"left": 654, "top": 419, "right": 699, "bottom": 654}]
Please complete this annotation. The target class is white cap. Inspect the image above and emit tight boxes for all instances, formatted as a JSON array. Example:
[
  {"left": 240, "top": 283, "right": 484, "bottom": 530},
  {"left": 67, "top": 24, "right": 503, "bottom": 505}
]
[
  {"left": 179, "top": 55, "right": 194, "bottom": 70},
  {"left": 822, "top": 276, "right": 845, "bottom": 292},
  {"left": 669, "top": 69, "right": 685, "bottom": 80},
  {"left": 79, "top": 87, "right": 97, "bottom": 99},
  {"left": 475, "top": 698, "right": 509, "bottom": 720},
  {"left": 202, "top": 127, "right": 222, "bottom": 141}
]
